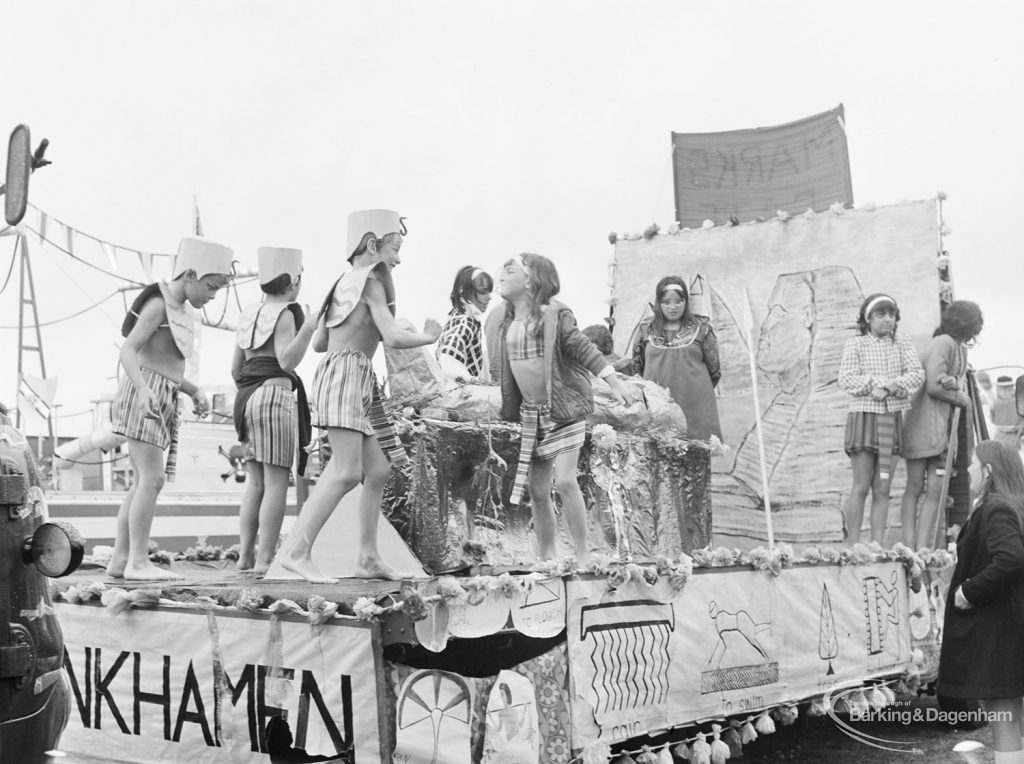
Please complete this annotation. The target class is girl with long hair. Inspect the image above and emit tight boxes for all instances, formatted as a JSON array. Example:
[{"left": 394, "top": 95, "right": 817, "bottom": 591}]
[
  {"left": 939, "top": 439, "right": 1024, "bottom": 763},
  {"left": 899, "top": 300, "right": 983, "bottom": 549},
  {"left": 496, "top": 253, "right": 631, "bottom": 565}
]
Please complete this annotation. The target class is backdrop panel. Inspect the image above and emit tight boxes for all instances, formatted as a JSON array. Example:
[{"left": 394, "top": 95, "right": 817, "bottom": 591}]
[
  {"left": 566, "top": 563, "right": 911, "bottom": 749},
  {"left": 610, "top": 200, "right": 940, "bottom": 543}
]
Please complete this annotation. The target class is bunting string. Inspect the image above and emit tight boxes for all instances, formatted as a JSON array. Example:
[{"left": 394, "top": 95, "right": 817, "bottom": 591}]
[{"left": 26, "top": 202, "right": 174, "bottom": 285}]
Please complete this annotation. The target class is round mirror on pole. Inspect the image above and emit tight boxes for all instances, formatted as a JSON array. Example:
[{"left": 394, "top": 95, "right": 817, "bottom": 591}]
[{"left": 5, "top": 124, "right": 32, "bottom": 225}]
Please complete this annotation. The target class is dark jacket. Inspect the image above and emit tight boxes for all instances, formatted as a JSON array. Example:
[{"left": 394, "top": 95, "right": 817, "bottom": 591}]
[
  {"left": 498, "top": 300, "right": 607, "bottom": 423},
  {"left": 938, "top": 495, "right": 1024, "bottom": 699}
]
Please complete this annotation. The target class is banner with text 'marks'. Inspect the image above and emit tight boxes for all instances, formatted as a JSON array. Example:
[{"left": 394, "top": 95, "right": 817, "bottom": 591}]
[{"left": 671, "top": 105, "right": 853, "bottom": 228}]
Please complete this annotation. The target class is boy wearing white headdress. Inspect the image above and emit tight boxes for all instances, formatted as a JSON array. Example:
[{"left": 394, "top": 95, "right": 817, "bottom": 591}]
[
  {"left": 278, "top": 210, "right": 441, "bottom": 582},
  {"left": 108, "top": 236, "right": 233, "bottom": 580},
  {"left": 232, "top": 247, "right": 315, "bottom": 573}
]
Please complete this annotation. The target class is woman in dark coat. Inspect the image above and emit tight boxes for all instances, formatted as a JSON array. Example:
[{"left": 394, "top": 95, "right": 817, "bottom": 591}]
[{"left": 938, "top": 439, "right": 1024, "bottom": 762}]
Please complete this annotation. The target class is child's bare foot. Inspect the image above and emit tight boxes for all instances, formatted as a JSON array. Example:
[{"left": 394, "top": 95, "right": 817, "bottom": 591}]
[
  {"left": 252, "top": 561, "right": 271, "bottom": 576},
  {"left": 106, "top": 556, "right": 128, "bottom": 578},
  {"left": 124, "top": 562, "right": 184, "bottom": 581},
  {"left": 354, "top": 555, "right": 403, "bottom": 581},
  {"left": 236, "top": 555, "right": 255, "bottom": 572},
  {"left": 279, "top": 553, "right": 336, "bottom": 584},
  {"left": 536, "top": 546, "right": 558, "bottom": 562}
]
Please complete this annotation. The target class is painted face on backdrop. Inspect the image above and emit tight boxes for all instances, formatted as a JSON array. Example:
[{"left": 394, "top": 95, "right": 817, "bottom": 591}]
[
  {"left": 375, "top": 234, "right": 403, "bottom": 269},
  {"left": 185, "top": 273, "right": 230, "bottom": 308},
  {"left": 867, "top": 305, "right": 897, "bottom": 338},
  {"left": 498, "top": 260, "right": 529, "bottom": 300},
  {"left": 659, "top": 290, "right": 687, "bottom": 322}
]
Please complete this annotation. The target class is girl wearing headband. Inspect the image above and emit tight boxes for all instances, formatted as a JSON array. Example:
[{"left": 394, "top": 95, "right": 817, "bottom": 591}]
[
  {"left": 838, "top": 293, "right": 924, "bottom": 544},
  {"left": 436, "top": 265, "right": 495, "bottom": 381},
  {"left": 899, "top": 300, "right": 983, "bottom": 549},
  {"left": 938, "top": 439, "right": 1024, "bottom": 763},
  {"left": 631, "top": 275, "right": 722, "bottom": 441},
  {"left": 496, "top": 253, "right": 631, "bottom": 565}
]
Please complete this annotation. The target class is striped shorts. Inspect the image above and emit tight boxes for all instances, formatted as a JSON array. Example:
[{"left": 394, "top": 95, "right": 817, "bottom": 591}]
[
  {"left": 310, "top": 349, "right": 408, "bottom": 465},
  {"left": 509, "top": 403, "right": 587, "bottom": 505},
  {"left": 111, "top": 367, "right": 180, "bottom": 450},
  {"left": 242, "top": 384, "right": 296, "bottom": 469}
]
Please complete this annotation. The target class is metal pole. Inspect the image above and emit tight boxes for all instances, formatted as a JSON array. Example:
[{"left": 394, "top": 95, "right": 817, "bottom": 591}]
[
  {"left": 15, "top": 234, "right": 24, "bottom": 429},
  {"left": 742, "top": 288, "right": 775, "bottom": 550}
]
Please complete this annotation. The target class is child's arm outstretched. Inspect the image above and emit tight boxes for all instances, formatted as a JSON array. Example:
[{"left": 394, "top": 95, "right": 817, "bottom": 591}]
[
  {"left": 559, "top": 311, "right": 631, "bottom": 405},
  {"left": 365, "top": 280, "right": 441, "bottom": 348},
  {"left": 119, "top": 297, "right": 167, "bottom": 419},
  {"left": 275, "top": 305, "right": 316, "bottom": 372}
]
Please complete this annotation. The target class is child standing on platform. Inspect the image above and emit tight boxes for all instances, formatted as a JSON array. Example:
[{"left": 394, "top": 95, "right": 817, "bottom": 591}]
[
  {"left": 108, "top": 236, "right": 234, "bottom": 580},
  {"left": 899, "top": 300, "right": 982, "bottom": 550},
  {"left": 497, "top": 253, "right": 631, "bottom": 565},
  {"left": 232, "top": 247, "right": 315, "bottom": 573},
  {"left": 631, "top": 276, "right": 722, "bottom": 441},
  {"left": 278, "top": 210, "right": 441, "bottom": 582},
  {"left": 838, "top": 293, "right": 924, "bottom": 544},
  {"left": 436, "top": 265, "right": 494, "bottom": 381}
]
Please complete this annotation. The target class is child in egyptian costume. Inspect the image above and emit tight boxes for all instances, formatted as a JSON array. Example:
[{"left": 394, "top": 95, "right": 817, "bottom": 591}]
[
  {"left": 277, "top": 210, "right": 441, "bottom": 582},
  {"left": 231, "top": 246, "right": 315, "bottom": 573},
  {"left": 108, "top": 236, "right": 234, "bottom": 580}
]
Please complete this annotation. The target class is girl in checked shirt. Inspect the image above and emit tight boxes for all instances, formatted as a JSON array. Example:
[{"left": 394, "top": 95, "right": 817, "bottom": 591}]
[{"left": 838, "top": 293, "right": 924, "bottom": 544}]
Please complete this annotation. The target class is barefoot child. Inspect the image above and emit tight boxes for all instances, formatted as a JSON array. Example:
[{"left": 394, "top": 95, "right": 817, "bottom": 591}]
[
  {"left": 232, "top": 247, "right": 315, "bottom": 573},
  {"left": 497, "top": 253, "right": 632, "bottom": 565},
  {"left": 838, "top": 293, "right": 924, "bottom": 544},
  {"left": 278, "top": 210, "right": 441, "bottom": 582},
  {"left": 108, "top": 236, "right": 234, "bottom": 580}
]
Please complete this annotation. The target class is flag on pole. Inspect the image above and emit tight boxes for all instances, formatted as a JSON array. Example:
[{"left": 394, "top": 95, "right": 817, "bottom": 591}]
[
  {"left": 18, "top": 373, "right": 58, "bottom": 432},
  {"left": 193, "top": 195, "right": 204, "bottom": 236}
]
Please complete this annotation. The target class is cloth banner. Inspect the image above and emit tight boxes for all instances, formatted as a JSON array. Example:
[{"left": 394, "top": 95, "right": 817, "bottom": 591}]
[
  {"left": 18, "top": 373, "right": 58, "bottom": 433},
  {"left": 671, "top": 105, "right": 853, "bottom": 227},
  {"left": 566, "top": 562, "right": 912, "bottom": 749},
  {"left": 58, "top": 603, "right": 386, "bottom": 763},
  {"left": 387, "top": 642, "right": 572, "bottom": 764}
]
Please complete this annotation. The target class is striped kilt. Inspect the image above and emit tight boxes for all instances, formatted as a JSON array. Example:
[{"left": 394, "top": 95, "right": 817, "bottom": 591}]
[
  {"left": 844, "top": 410, "right": 903, "bottom": 480},
  {"left": 111, "top": 367, "right": 180, "bottom": 450},
  {"left": 310, "top": 349, "right": 408, "bottom": 465},
  {"left": 509, "top": 403, "right": 587, "bottom": 505},
  {"left": 242, "top": 384, "right": 296, "bottom": 468}
]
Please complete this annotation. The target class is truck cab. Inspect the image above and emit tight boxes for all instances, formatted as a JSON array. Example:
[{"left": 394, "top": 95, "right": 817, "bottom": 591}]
[{"left": 0, "top": 406, "right": 83, "bottom": 762}]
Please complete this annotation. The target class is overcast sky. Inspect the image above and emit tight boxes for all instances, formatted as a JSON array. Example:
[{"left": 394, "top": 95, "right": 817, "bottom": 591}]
[{"left": 2, "top": 1, "right": 1023, "bottom": 435}]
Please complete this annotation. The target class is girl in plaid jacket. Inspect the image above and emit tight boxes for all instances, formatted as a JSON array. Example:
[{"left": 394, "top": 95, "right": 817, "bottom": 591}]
[
  {"left": 838, "top": 293, "right": 924, "bottom": 544},
  {"left": 436, "top": 265, "right": 494, "bottom": 381}
]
